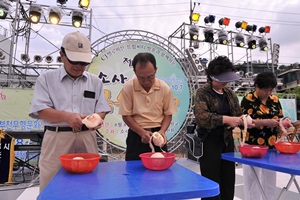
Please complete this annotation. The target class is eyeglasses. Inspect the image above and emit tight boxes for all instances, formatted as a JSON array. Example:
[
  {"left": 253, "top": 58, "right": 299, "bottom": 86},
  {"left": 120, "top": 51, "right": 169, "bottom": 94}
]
[
  {"left": 136, "top": 74, "right": 156, "bottom": 82},
  {"left": 65, "top": 54, "right": 90, "bottom": 66}
]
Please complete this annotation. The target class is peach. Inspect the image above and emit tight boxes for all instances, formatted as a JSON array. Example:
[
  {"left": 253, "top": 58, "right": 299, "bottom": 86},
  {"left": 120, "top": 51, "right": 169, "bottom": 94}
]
[
  {"left": 151, "top": 152, "right": 164, "bottom": 158},
  {"left": 73, "top": 157, "right": 84, "bottom": 160},
  {"left": 152, "top": 132, "right": 165, "bottom": 147},
  {"left": 82, "top": 113, "right": 103, "bottom": 128}
]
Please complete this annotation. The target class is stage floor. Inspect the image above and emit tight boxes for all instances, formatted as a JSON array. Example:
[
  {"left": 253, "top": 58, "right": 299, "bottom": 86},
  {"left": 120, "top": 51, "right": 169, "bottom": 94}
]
[{"left": 1, "top": 158, "right": 299, "bottom": 200}]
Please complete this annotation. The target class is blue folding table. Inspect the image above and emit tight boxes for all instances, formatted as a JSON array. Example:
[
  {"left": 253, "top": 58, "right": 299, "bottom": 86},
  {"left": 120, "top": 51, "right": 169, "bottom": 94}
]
[
  {"left": 222, "top": 150, "right": 300, "bottom": 200},
  {"left": 37, "top": 160, "right": 219, "bottom": 200}
]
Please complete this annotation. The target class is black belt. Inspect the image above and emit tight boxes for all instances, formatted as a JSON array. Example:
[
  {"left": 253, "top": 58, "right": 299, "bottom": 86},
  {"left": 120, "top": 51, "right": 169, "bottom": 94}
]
[
  {"left": 44, "top": 125, "right": 89, "bottom": 132},
  {"left": 144, "top": 127, "right": 161, "bottom": 132}
]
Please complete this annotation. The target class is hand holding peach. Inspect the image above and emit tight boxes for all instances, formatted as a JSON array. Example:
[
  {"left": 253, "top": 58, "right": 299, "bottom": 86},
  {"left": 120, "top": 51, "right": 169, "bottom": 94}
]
[{"left": 82, "top": 113, "right": 103, "bottom": 129}]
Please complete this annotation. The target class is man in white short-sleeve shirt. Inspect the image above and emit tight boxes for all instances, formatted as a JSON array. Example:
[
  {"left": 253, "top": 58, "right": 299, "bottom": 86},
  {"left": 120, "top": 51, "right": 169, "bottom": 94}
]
[{"left": 29, "top": 31, "right": 110, "bottom": 192}]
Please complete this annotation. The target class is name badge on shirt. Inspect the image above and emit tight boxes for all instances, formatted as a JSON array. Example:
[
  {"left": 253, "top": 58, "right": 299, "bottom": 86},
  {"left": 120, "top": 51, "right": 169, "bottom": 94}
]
[{"left": 84, "top": 90, "right": 95, "bottom": 99}]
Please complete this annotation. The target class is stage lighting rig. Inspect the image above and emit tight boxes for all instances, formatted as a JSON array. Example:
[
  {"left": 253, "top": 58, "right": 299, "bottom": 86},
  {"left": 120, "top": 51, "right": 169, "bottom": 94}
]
[
  {"left": 235, "top": 21, "right": 248, "bottom": 30},
  {"left": 0, "top": 0, "right": 11, "bottom": 19},
  {"left": 185, "top": 47, "right": 205, "bottom": 72},
  {"left": 189, "top": 25, "right": 199, "bottom": 41},
  {"left": 204, "top": 27, "right": 214, "bottom": 43},
  {"left": 78, "top": 0, "right": 90, "bottom": 9},
  {"left": 218, "top": 17, "right": 230, "bottom": 27},
  {"left": 72, "top": 10, "right": 84, "bottom": 28},
  {"left": 49, "top": 6, "right": 63, "bottom": 25},
  {"left": 235, "top": 33, "right": 245, "bottom": 47},
  {"left": 45, "top": 55, "right": 53, "bottom": 63},
  {"left": 57, "top": 56, "right": 62, "bottom": 63},
  {"left": 21, "top": 54, "right": 30, "bottom": 62},
  {"left": 57, "top": 0, "right": 68, "bottom": 5},
  {"left": 204, "top": 15, "right": 215, "bottom": 25},
  {"left": 259, "top": 26, "right": 271, "bottom": 34},
  {"left": 190, "top": 13, "right": 200, "bottom": 24},
  {"left": 34, "top": 55, "right": 43, "bottom": 63},
  {"left": 258, "top": 38, "right": 268, "bottom": 51},
  {"left": 218, "top": 30, "right": 228, "bottom": 45},
  {"left": 246, "top": 24, "right": 257, "bottom": 33},
  {"left": 29, "top": 4, "right": 43, "bottom": 24},
  {"left": 272, "top": 43, "right": 280, "bottom": 65},
  {"left": 247, "top": 36, "right": 257, "bottom": 49}
]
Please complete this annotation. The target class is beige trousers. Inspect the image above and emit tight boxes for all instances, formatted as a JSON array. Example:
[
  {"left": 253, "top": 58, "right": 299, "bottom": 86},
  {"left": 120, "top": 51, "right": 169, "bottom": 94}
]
[{"left": 39, "top": 130, "right": 98, "bottom": 192}]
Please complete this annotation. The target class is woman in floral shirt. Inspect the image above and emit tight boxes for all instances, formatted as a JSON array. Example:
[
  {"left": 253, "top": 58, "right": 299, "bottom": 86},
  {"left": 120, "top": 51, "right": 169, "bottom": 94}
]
[{"left": 241, "top": 71, "right": 283, "bottom": 200}]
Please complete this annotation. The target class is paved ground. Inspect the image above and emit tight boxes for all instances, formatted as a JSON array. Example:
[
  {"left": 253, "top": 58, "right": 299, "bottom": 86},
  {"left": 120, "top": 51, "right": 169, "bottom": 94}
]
[{"left": 1, "top": 158, "right": 299, "bottom": 200}]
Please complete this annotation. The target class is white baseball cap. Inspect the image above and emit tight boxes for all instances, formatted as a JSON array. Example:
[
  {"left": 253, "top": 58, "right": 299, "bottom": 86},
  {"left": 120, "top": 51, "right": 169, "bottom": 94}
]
[{"left": 61, "top": 31, "right": 92, "bottom": 63}]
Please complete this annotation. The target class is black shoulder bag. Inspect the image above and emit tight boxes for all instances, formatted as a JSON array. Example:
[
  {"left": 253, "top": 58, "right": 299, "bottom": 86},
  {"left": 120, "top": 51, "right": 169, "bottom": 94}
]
[{"left": 184, "top": 126, "right": 209, "bottom": 161}]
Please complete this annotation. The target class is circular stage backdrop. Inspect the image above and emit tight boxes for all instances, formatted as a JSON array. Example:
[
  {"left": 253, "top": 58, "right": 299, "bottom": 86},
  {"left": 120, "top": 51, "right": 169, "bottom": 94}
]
[{"left": 89, "top": 30, "right": 193, "bottom": 149}]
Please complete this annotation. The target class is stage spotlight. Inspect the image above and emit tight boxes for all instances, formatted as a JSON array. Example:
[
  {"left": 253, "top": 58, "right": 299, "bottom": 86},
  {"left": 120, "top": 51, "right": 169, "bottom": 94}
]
[
  {"left": 29, "top": 4, "right": 43, "bottom": 24},
  {"left": 57, "top": 0, "right": 68, "bottom": 5},
  {"left": 235, "top": 33, "right": 245, "bottom": 47},
  {"left": 218, "top": 30, "right": 228, "bottom": 45},
  {"left": 235, "top": 21, "right": 248, "bottom": 30},
  {"left": 49, "top": 6, "right": 62, "bottom": 25},
  {"left": 0, "top": 1, "right": 10, "bottom": 19},
  {"left": 191, "top": 13, "right": 200, "bottom": 23},
  {"left": 72, "top": 10, "right": 84, "bottom": 28},
  {"left": 259, "top": 26, "right": 271, "bottom": 34},
  {"left": 246, "top": 24, "right": 257, "bottom": 32},
  {"left": 245, "top": 72, "right": 253, "bottom": 78},
  {"left": 185, "top": 47, "right": 205, "bottom": 73},
  {"left": 189, "top": 25, "right": 199, "bottom": 41},
  {"left": 45, "top": 55, "right": 53, "bottom": 63},
  {"left": 218, "top": 17, "right": 230, "bottom": 27},
  {"left": 21, "top": 54, "right": 30, "bottom": 62},
  {"left": 258, "top": 38, "right": 269, "bottom": 51},
  {"left": 57, "top": 56, "right": 62, "bottom": 63},
  {"left": 272, "top": 43, "right": 280, "bottom": 65},
  {"left": 247, "top": 37, "right": 257, "bottom": 49},
  {"left": 78, "top": 0, "right": 90, "bottom": 9},
  {"left": 204, "top": 15, "right": 215, "bottom": 24},
  {"left": 204, "top": 27, "right": 214, "bottom": 43},
  {"left": 34, "top": 55, "right": 43, "bottom": 63},
  {"left": 0, "top": 9, "right": 8, "bottom": 19}
]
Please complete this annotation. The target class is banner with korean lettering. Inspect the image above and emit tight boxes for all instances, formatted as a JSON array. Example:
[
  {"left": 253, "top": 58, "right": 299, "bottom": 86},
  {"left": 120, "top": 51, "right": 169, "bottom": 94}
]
[
  {"left": 89, "top": 41, "right": 190, "bottom": 148},
  {"left": 0, "top": 137, "right": 15, "bottom": 184},
  {"left": 0, "top": 88, "right": 43, "bottom": 131}
]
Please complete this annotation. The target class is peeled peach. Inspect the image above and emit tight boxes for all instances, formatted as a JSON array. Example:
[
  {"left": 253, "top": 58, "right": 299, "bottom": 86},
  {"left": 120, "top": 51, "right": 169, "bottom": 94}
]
[
  {"left": 152, "top": 132, "right": 165, "bottom": 147},
  {"left": 73, "top": 157, "right": 84, "bottom": 160},
  {"left": 151, "top": 152, "right": 164, "bottom": 158},
  {"left": 82, "top": 113, "right": 103, "bottom": 128},
  {"left": 245, "top": 115, "right": 253, "bottom": 126},
  {"left": 281, "top": 118, "right": 292, "bottom": 129}
]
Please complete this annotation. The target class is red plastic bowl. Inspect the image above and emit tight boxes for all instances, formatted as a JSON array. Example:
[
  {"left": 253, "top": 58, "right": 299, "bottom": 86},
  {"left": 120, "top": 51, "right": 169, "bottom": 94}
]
[
  {"left": 238, "top": 145, "right": 269, "bottom": 158},
  {"left": 59, "top": 153, "right": 101, "bottom": 174},
  {"left": 275, "top": 142, "right": 300, "bottom": 154},
  {"left": 139, "top": 152, "right": 176, "bottom": 171}
]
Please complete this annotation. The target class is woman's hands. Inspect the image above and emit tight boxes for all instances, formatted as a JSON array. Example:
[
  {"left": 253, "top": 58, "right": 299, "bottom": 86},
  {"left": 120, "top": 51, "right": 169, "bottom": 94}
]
[{"left": 223, "top": 116, "right": 243, "bottom": 128}]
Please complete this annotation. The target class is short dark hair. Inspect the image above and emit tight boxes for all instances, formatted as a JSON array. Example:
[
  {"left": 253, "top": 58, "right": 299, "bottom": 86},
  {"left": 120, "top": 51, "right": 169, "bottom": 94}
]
[
  {"left": 254, "top": 71, "right": 277, "bottom": 89},
  {"left": 206, "top": 56, "right": 236, "bottom": 82},
  {"left": 132, "top": 52, "right": 157, "bottom": 71}
]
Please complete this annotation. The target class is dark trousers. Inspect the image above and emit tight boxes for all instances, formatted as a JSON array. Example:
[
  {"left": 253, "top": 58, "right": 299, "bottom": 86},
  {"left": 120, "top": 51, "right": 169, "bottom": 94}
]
[
  {"left": 125, "top": 127, "right": 168, "bottom": 161},
  {"left": 199, "top": 133, "right": 235, "bottom": 200}
]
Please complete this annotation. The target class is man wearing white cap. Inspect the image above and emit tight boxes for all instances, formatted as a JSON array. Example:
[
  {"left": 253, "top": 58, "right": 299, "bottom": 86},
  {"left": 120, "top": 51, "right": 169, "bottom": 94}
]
[{"left": 29, "top": 31, "right": 110, "bottom": 192}]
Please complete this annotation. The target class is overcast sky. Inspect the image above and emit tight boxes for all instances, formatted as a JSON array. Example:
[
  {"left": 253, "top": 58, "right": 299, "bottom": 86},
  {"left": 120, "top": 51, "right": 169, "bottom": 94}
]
[{"left": 1, "top": 0, "right": 300, "bottom": 66}]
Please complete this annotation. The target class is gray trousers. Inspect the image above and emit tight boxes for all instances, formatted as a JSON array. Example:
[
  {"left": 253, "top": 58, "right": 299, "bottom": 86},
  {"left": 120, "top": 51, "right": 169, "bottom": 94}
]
[{"left": 39, "top": 129, "right": 98, "bottom": 192}]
